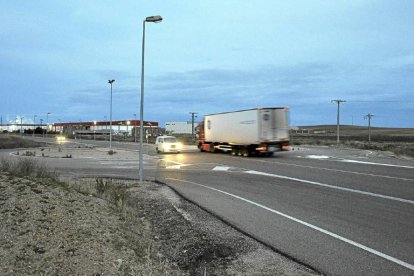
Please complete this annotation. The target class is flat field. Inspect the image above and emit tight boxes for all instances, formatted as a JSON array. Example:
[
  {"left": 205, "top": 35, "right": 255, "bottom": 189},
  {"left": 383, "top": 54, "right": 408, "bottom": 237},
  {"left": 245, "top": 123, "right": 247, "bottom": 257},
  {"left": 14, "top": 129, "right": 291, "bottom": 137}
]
[{"left": 291, "top": 125, "right": 414, "bottom": 158}]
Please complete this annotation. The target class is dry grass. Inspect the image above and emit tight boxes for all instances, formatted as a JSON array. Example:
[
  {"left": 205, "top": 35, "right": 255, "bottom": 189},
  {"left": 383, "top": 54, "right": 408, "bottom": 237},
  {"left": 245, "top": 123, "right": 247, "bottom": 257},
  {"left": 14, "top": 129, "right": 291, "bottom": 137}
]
[
  {"left": 0, "top": 157, "right": 58, "bottom": 179},
  {"left": 0, "top": 134, "right": 46, "bottom": 149},
  {"left": 291, "top": 125, "right": 414, "bottom": 158}
]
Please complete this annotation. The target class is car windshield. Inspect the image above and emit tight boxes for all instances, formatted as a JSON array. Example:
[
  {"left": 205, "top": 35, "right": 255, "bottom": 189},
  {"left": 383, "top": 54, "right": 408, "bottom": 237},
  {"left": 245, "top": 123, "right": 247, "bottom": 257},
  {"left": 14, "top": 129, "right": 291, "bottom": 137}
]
[{"left": 164, "top": 137, "right": 177, "bottom": 143}]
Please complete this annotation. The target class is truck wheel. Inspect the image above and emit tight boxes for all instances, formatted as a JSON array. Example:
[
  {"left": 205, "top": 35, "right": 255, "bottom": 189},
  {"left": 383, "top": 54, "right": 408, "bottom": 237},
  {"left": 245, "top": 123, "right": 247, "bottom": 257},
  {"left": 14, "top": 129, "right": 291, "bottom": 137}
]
[
  {"left": 209, "top": 143, "right": 216, "bottom": 153},
  {"left": 242, "top": 149, "right": 249, "bottom": 157}
]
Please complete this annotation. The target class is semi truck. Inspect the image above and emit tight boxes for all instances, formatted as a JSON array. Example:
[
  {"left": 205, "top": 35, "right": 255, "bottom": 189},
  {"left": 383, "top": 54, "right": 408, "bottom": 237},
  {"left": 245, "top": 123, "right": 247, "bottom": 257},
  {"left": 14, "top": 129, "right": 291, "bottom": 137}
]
[{"left": 197, "top": 108, "right": 289, "bottom": 156}]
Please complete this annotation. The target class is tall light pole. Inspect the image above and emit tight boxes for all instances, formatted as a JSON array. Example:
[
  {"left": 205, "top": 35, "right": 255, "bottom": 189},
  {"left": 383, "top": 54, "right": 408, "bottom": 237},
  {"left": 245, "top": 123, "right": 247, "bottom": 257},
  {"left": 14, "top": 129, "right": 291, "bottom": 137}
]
[
  {"left": 108, "top": 79, "right": 115, "bottom": 150},
  {"left": 139, "top": 15, "right": 163, "bottom": 183},
  {"left": 45, "top": 112, "right": 51, "bottom": 137},
  {"left": 20, "top": 116, "right": 24, "bottom": 136},
  {"left": 189, "top": 112, "right": 198, "bottom": 142},
  {"left": 40, "top": 118, "right": 43, "bottom": 135},
  {"left": 33, "top": 115, "right": 37, "bottom": 137},
  {"left": 332, "top": 100, "right": 346, "bottom": 144},
  {"left": 133, "top": 113, "right": 137, "bottom": 143},
  {"left": 364, "top": 113, "right": 374, "bottom": 143}
]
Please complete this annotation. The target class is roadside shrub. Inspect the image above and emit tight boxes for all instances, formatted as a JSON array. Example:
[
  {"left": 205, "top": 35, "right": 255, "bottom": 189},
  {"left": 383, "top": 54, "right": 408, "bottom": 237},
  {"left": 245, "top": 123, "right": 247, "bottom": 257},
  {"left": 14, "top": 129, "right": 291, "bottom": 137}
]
[
  {"left": 14, "top": 158, "right": 37, "bottom": 176},
  {"left": 0, "top": 157, "right": 57, "bottom": 178}
]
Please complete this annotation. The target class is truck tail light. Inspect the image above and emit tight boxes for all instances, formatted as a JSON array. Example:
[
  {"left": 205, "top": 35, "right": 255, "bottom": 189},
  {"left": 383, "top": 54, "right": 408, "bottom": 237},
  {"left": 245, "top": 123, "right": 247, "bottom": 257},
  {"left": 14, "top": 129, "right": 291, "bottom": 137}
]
[{"left": 256, "top": 146, "right": 267, "bottom": 152}]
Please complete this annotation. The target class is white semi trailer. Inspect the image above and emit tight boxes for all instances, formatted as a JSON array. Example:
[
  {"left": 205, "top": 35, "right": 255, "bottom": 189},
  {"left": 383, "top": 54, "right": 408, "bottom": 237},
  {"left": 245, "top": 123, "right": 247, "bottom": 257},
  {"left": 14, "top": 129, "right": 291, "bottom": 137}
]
[{"left": 197, "top": 108, "right": 289, "bottom": 156}]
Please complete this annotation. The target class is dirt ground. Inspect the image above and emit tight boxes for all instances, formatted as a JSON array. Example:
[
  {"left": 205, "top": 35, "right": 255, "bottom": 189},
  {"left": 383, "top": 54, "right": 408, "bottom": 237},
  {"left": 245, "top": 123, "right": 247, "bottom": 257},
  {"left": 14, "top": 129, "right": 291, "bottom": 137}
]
[{"left": 0, "top": 160, "right": 320, "bottom": 275}]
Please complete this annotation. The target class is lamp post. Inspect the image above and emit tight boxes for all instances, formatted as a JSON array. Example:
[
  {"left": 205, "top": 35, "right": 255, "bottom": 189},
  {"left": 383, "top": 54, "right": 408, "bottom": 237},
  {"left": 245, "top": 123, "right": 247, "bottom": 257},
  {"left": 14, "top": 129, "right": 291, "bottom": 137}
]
[
  {"left": 93, "top": 121, "right": 97, "bottom": 140},
  {"left": 33, "top": 115, "right": 37, "bottom": 137},
  {"left": 20, "top": 116, "right": 24, "bottom": 136},
  {"left": 45, "top": 112, "right": 51, "bottom": 138},
  {"left": 133, "top": 113, "right": 137, "bottom": 143},
  {"left": 108, "top": 80, "right": 115, "bottom": 150},
  {"left": 139, "top": 15, "right": 163, "bottom": 183},
  {"left": 40, "top": 118, "right": 43, "bottom": 135},
  {"left": 189, "top": 112, "right": 198, "bottom": 142}
]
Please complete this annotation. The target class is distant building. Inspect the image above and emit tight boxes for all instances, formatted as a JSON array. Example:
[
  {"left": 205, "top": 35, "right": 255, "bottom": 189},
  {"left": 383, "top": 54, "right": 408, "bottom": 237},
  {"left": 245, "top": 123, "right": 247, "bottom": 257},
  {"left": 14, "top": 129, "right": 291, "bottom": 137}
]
[
  {"left": 53, "top": 120, "right": 159, "bottom": 136},
  {"left": 165, "top": 121, "right": 198, "bottom": 134}
]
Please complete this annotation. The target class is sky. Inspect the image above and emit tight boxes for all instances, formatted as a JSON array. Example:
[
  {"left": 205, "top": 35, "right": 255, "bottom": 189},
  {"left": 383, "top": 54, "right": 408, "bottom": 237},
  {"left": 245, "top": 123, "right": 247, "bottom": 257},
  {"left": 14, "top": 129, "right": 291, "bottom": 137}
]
[{"left": 1, "top": 0, "right": 413, "bottom": 128}]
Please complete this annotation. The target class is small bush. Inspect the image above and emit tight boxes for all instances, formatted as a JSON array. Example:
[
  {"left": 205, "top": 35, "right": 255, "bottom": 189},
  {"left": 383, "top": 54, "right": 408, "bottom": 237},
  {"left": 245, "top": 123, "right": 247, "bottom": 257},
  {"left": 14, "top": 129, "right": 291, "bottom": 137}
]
[
  {"left": 0, "top": 157, "right": 57, "bottom": 179},
  {"left": 108, "top": 150, "right": 117, "bottom": 155}
]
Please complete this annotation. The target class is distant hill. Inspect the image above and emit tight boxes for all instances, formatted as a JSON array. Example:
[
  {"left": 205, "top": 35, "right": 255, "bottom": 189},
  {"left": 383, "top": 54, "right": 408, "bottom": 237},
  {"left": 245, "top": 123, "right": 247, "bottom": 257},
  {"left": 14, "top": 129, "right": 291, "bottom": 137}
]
[{"left": 294, "top": 125, "right": 414, "bottom": 137}]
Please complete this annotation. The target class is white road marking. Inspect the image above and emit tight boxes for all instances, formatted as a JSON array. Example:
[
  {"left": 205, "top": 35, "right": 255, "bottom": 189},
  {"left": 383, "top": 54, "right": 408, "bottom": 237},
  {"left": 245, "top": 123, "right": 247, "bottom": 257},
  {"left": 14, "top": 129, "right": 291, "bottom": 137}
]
[
  {"left": 160, "top": 160, "right": 193, "bottom": 170},
  {"left": 166, "top": 177, "right": 414, "bottom": 271},
  {"left": 252, "top": 159, "right": 414, "bottom": 182},
  {"left": 306, "top": 155, "right": 330, "bottom": 159},
  {"left": 166, "top": 164, "right": 193, "bottom": 169},
  {"left": 299, "top": 154, "right": 413, "bottom": 169},
  {"left": 340, "top": 159, "right": 414, "bottom": 169},
  {"left": 244, "top": 170, "right": 414, "bottom": 205},
  {"left": 213, "top": 166, "right": 231, "bottom": 171}
]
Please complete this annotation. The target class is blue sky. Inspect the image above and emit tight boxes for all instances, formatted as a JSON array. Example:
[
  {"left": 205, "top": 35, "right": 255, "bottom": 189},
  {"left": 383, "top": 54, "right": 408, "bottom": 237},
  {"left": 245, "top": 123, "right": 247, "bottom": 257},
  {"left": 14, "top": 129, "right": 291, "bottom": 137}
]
[{"left": 1, "top": 0, "right": 413, "bottom": 127}]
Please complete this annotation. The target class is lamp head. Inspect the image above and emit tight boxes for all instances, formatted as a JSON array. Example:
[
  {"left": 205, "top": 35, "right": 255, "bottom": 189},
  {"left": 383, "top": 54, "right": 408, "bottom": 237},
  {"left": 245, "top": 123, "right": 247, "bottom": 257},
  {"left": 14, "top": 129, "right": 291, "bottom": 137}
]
[
  {"left": 145, "top": 15, "right": 163, "bottom": 23},
  {"left": 108, "top": 79, "right": 115, "bottom": 84}
]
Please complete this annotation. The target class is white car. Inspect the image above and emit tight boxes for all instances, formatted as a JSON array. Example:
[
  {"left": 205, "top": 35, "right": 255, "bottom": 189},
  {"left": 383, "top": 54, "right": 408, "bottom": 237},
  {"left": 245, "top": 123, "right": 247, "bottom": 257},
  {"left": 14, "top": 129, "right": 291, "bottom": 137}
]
[{"left": 155, "top": 136, "right": 182, "bottom": 153}]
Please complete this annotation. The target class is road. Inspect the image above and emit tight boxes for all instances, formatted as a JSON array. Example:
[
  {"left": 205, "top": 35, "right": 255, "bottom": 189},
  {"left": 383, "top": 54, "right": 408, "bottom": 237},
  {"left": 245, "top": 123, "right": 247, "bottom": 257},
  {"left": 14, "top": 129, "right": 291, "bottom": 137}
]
[{"left": 3, "top": 137, "right": 413, "bottom": 275}]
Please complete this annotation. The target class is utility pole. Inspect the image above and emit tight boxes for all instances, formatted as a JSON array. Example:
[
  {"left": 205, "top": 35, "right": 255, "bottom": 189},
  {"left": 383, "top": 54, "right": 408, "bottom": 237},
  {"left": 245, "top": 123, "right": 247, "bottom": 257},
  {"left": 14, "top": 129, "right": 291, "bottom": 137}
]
[
  {"left": 332, "top": 99, "right": 346, "bottom": 144},
  {"left": 364, "top": 113, "right": 374, "bottom": 143},
  {"left": 189, "top": 112, "right": 198, "bottom": 141}
]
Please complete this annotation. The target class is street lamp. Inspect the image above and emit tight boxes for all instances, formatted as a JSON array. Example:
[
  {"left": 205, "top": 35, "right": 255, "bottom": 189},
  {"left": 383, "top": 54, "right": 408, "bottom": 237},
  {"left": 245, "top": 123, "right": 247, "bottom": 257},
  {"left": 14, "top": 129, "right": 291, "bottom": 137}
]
[
  {"left": 33, "top": 115, "right": 37, "bottom": 137},
  {"left": 108, "top": 79, "right": 115, "bottom": 150},
  {"left": 45, "top": 112, "right": 51, "bottom": 138},
  {"left": 92, "top": 120, "right": 96, "bottom": 140},
  {"left": 139, "top": 15, "right": 163, "bottom": 183},
  {"left": 20, "top": 116, "right": 24, "bottom": 136},
  {"left": 133, "top": 113, "right": 137, "bottom": 143}
]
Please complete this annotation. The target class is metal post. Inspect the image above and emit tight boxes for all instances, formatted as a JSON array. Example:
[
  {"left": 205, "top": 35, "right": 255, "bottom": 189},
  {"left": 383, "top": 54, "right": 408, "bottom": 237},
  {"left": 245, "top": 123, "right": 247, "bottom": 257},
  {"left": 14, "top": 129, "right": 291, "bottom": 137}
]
[
  {"left": 20, "top": 116, "right": 24, "bottom": 136},
  {"left": 139, "top": 15, "right": 162, "bottom": 183},
  {"left": 40, "top": 118, "right": 43, "bottom": 135},
  {"left": 332, "top": 100, "right": 346, "bottom": 144},
  {"left": 139, "top": 20, "right": 146, "bottom": 183},
  {"left": 46, "top": 112, "right": 51, "bottom": 138},
  {"left": 133, "top": 113, "right": 137, "bottom": 143},
  {"left": 108, "top": 80, "right": 115, "bottom": 150},
  {"left": 33, "top": 115, "right": 37, "bottom": 137},
  {"left": 189, "top": 112, "right": 198, "bottom": 141}
]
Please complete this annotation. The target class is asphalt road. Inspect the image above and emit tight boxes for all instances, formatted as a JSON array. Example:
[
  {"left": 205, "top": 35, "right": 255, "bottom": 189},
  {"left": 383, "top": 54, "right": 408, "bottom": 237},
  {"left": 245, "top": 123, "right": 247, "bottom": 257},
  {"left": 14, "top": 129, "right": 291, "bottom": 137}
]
[{"left": 3, "top": 137, "right": 413, "bottom": 275}]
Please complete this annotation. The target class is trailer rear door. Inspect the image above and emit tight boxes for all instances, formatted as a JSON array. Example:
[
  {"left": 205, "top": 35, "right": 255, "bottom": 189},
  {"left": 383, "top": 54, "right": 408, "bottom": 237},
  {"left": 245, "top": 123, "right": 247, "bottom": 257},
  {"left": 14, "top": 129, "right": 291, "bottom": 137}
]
[{"left": 259, "top": 108, "right": 289, "bottom": 143}]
